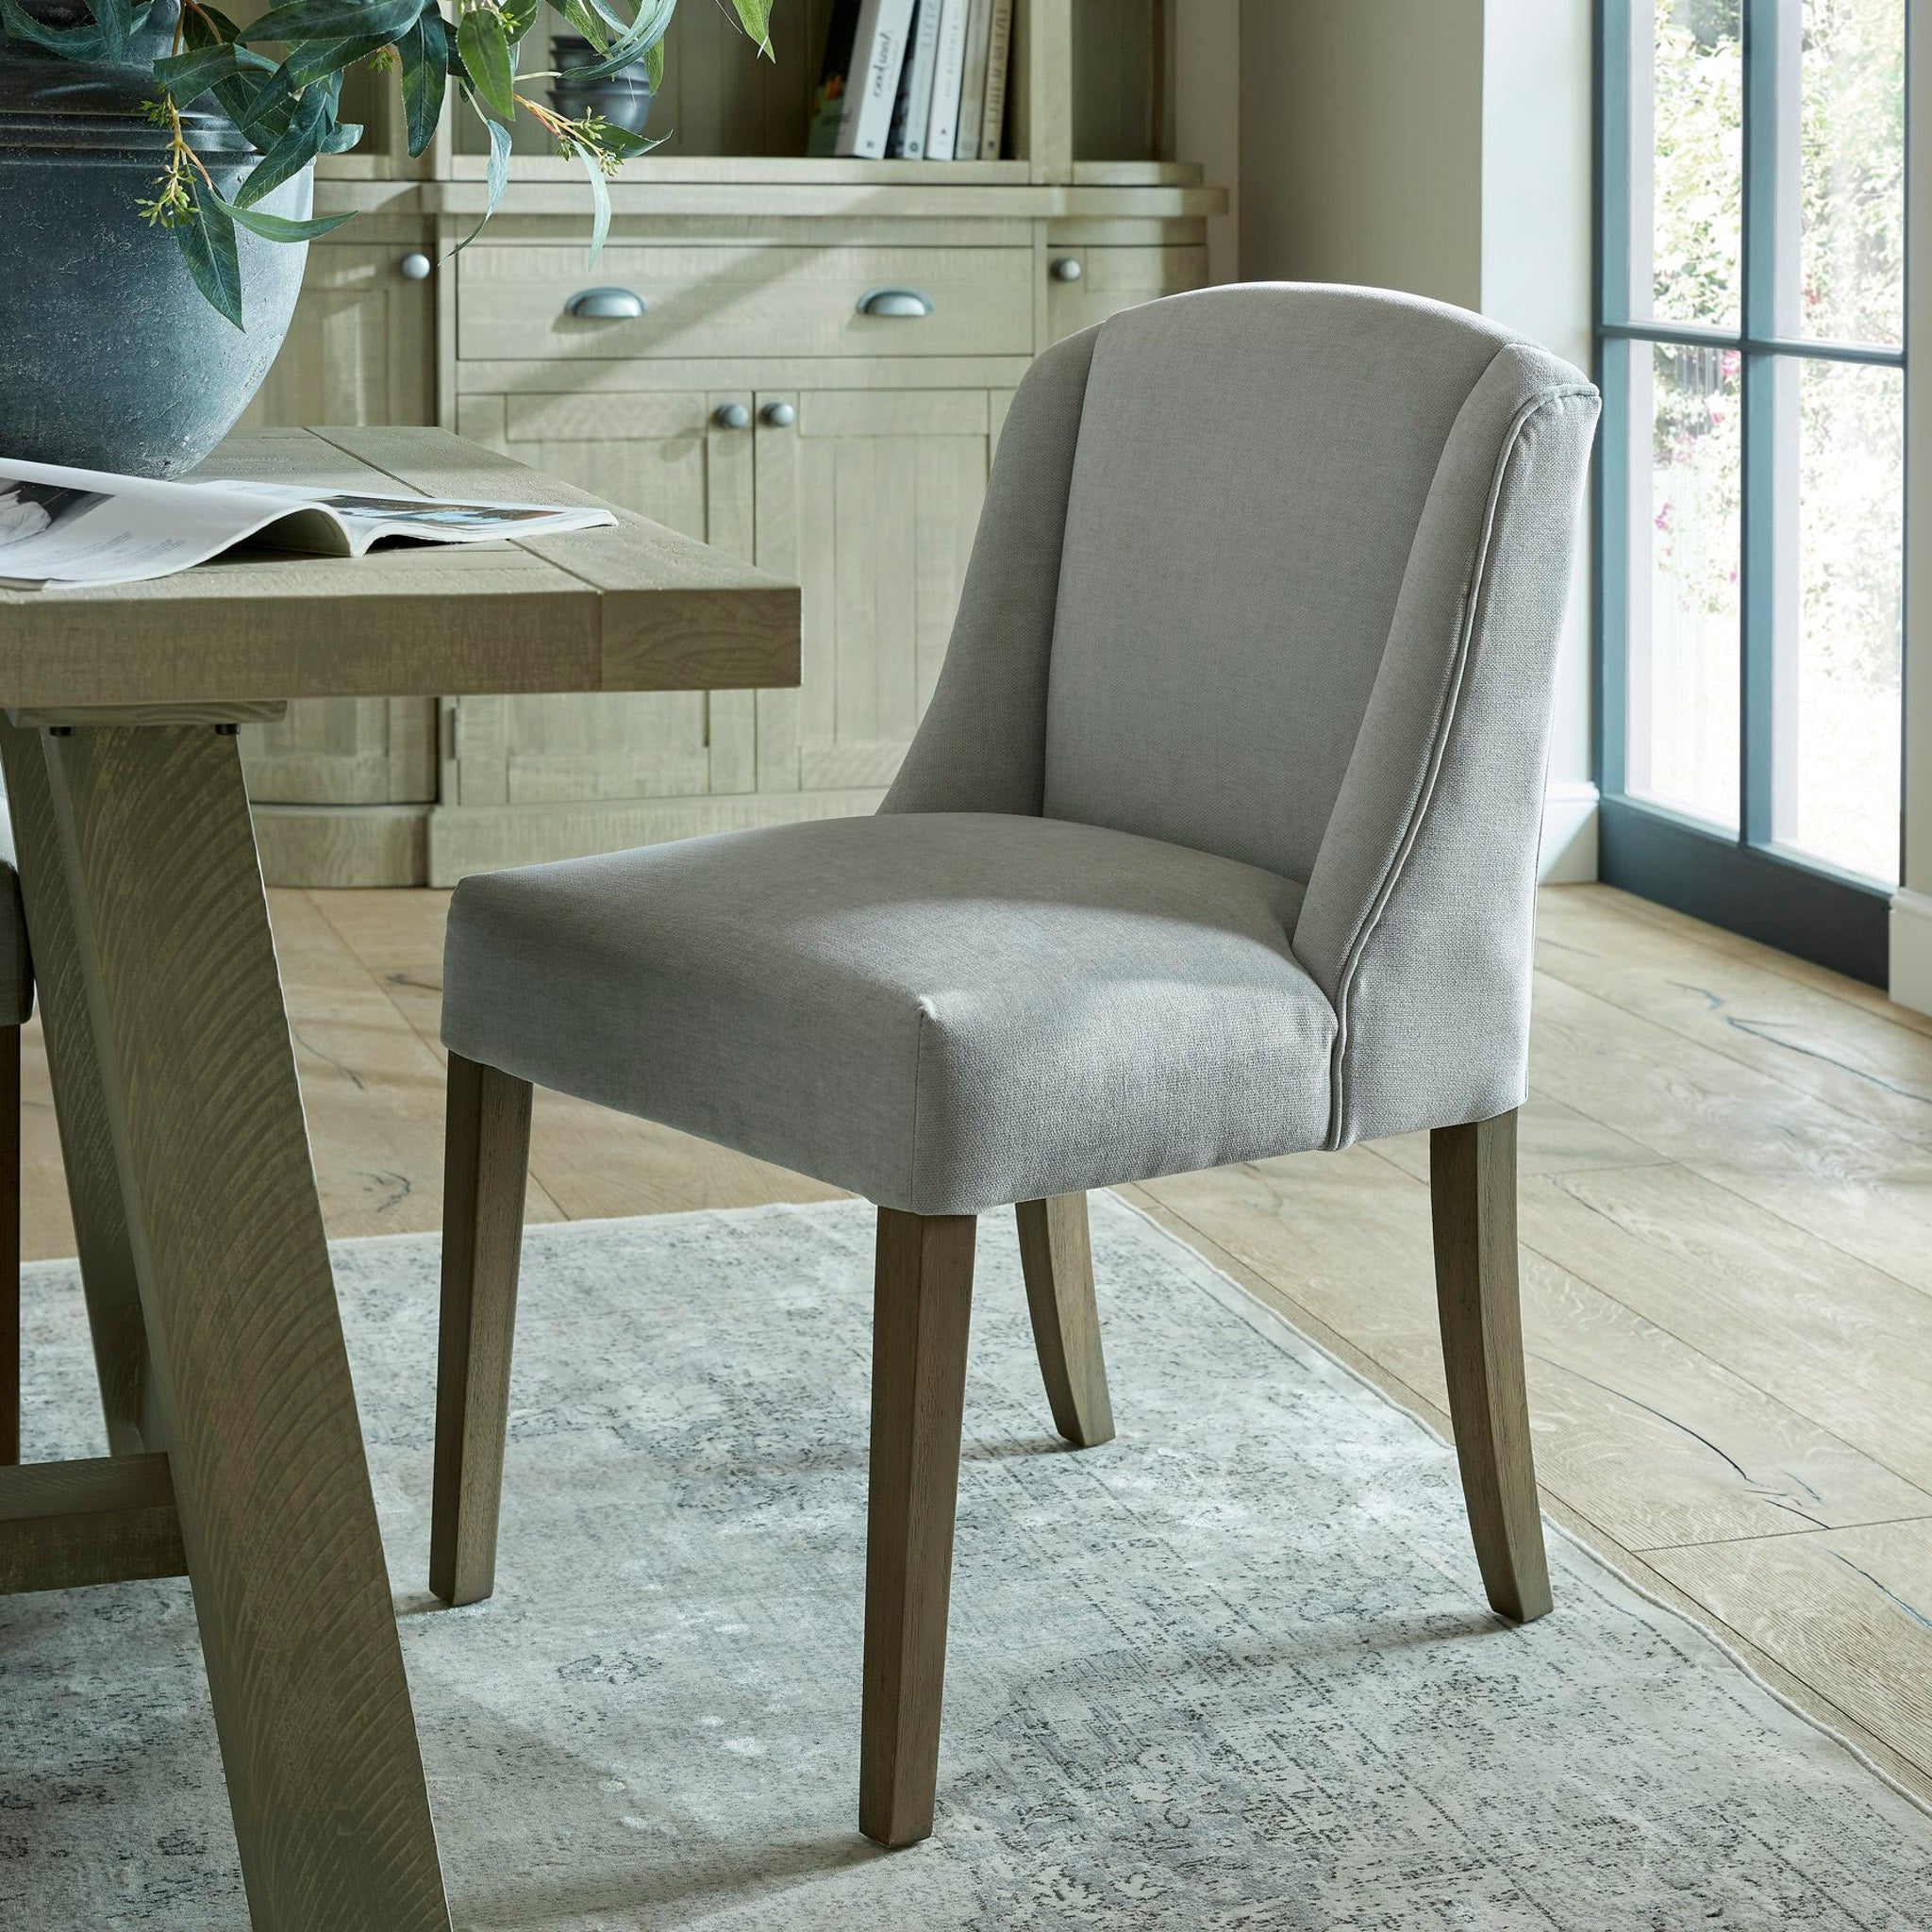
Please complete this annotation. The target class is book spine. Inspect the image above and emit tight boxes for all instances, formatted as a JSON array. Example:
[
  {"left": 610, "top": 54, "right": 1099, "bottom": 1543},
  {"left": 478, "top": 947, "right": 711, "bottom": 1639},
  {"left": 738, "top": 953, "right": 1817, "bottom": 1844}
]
[
  {"left": 976, "top": 0, "right": 1013, "bottom": 161},
  {"left": 923, "top": 0, "right": 969, "bottom": 160},
  {"left": 952, "top": 0, "right": 993, "bottom": 161},
  {"left": 806, "top": 0, "right": 863, "bottom": 158},
  {"left": 887, "top": 0, "right": 941, "bottom": 159},
  {"left": 834, "top": 0, "right": 917, "bottom": 160}
]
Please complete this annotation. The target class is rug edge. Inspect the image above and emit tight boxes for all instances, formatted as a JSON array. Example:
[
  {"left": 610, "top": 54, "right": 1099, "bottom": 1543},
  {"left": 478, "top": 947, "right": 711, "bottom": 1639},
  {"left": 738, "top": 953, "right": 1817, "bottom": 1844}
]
[{"left": 1095, "top": 1186, "right": 1932, "bottom": 1830}]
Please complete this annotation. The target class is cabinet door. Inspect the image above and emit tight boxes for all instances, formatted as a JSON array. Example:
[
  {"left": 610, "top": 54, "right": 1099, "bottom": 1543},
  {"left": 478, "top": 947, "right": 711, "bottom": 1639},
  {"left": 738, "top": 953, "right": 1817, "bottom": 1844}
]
[
  {"left": 1046, "top": 243, "right": 1210, "bottom": 343},
  {"left": 447, "top": 390, "right": 735, "bottom": 808},
  {"left": 239, "top": 240, "right": 439, "bottom": 806},
  {"left": 758, "top": 389, "right": 992, "bottom": 796},
  {"left": 237, "top": 240, "right": 435, "bottom": 430}
]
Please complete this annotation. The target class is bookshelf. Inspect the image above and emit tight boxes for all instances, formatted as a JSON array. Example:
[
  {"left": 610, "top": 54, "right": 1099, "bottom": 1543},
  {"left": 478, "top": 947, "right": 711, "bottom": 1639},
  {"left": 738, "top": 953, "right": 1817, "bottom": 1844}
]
[{"left": 240, "top": 0, "right": 1234, "bottom": 886}]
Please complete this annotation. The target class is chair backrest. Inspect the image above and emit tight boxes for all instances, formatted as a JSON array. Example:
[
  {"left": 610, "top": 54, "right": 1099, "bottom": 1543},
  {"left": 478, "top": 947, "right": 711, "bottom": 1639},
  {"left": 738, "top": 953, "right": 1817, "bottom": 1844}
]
[
  {"left": 885, "top": 283, "right": 1599, "bottom": 1144},
  {"left": 1041, "top": 285, "right": 1519, "bottom": 885}
]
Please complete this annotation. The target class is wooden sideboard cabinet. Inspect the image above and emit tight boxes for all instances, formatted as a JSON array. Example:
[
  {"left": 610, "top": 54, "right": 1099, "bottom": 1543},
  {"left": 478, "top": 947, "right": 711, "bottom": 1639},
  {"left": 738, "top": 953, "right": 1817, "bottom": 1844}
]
[{"left": 238, "top": 0, "right": 1232, "bottom": 884}]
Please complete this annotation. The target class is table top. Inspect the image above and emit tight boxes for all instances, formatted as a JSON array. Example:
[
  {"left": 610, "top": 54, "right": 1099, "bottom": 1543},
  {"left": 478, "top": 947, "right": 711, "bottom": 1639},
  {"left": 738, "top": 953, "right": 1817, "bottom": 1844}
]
[{"left": 0, "top": 427, "right": 800, "bottom": 710}]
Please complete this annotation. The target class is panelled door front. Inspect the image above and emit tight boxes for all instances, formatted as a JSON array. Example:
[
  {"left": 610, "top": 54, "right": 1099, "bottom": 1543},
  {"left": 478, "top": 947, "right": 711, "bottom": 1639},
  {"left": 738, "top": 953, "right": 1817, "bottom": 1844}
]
[{"left": 237, "top": 238, "right": 440, "bottom": 808}]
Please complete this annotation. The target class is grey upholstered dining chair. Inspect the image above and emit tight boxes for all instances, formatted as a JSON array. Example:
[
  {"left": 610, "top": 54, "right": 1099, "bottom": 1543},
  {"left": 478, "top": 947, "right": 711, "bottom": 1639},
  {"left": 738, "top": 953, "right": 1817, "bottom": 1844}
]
[{"left": 428, "top": 283, "right": 1601, "bottom": 1848}]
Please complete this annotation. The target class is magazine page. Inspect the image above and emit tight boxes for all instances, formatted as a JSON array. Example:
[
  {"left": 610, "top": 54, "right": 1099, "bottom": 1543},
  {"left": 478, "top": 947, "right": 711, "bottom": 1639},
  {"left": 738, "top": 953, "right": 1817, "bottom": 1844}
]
[
  {"left": 215, "top": 481, "right": 618, "bottom": 556},
  {"left": 0, "top": 458, "right": 618, "bottom": 591},
  {"left": 0, "top": 456, "right": 302, "bottom": 591}
]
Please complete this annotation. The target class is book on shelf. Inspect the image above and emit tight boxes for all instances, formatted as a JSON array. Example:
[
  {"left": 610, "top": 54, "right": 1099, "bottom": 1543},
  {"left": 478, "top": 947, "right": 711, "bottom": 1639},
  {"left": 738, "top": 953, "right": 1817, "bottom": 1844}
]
[
  {"left": 923, "top": 0, "right": 970, "bottom": 160},
  {"left": 886, "top": 0, "right": 941, "bottom": 159},
  {"left": 976, "top": 0, "right": 1013, "bottom": 161},
  {"left": 832, "top": 0, "right": 917, "bottom": 159},
  {"left": 805, "top": 0, "right": 860, "bottom": 158},
  {"left": 952, "top": 0, "right": 994, "bottom": 160}
]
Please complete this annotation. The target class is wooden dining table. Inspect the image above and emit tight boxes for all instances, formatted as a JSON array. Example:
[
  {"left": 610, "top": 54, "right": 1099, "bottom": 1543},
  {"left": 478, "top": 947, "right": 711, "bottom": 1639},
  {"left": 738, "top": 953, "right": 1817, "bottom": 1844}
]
[{"left": 0, "top": 427, "right": 799, "bottom": 1929}]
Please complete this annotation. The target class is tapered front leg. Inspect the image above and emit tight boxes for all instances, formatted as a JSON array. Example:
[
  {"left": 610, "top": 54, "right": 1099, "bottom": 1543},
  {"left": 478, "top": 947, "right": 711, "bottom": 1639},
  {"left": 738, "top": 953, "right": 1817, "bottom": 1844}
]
[
  {"left": 430, "top": 1052, "right": 534, "bottom": 1607},
  {"left": 1014, "top": 1193, "right": 1114, "bottom": 1447},
  {"left": 860, "top": 1208, "right": 977, "bottom": 1847},
  {"left": 1429, "top": 1108, "right": 1551, "bottom": 1624}
]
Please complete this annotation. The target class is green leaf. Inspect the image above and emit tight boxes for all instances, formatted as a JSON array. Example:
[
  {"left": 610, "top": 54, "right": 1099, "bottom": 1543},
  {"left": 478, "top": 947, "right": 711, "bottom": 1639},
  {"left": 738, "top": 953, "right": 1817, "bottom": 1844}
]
[
  {"left": 152, "top": 41, "right": 270, "bottom": 107},
  {"left": 275, "top": 32, "right": 390, "bottom": 86},
  {"left": 397, "top": 6, "right": 448, "bottom": 156},
  {"left": 642, "top": 35, "right": 661, "bottom": 89},
  {"left": 726, "top": 0, "right": 771, "bottom": 57},
  {"left": 0, "top": 0, "right": 104, "bottom": 59},
  {"left": 558, "top": 0, "right": 673, "bottom": 83},
  {"left": 557, "top": 0, "right": 609, "bottom": 53},
  {"left": 485, "top": 109, "right": 511, "bottom": 215},
  {"left": 597, "top": 122, "right": 660, "bottom": 163},
  {"left": 219, "top": 200, "right": 358, "bottom": 241},
  {"left": 91, "top": 0, "right": 134, "bottom": 60},
  {"left": 182, "top": 3, "right": 242, "bottom": 45},
  {"left": 236, "top": 83, "right": 328, "bottom": 207},
  {"left": 457, "top": 7, "right": 514, "bottom": 121},
  {"left": 175, "top": 184, "right": 244, "bottom": 329},
  {"left": 577, "top": 145, "right": 609, "bottom": 262},
  {"left": 447, "top": 110, "right": 511, "bottom": 258},
  {"left": 500, "top": 0, "right": 537, "bottom": 42},
  {"left": 242, "top": 0, "right": 424, "bottom": 45},
  {"left": 320, "top": 117, "right": 363, "bottom": 151},
  {"left": 220, "top": 66, "right": 299, "bottom": 143}
]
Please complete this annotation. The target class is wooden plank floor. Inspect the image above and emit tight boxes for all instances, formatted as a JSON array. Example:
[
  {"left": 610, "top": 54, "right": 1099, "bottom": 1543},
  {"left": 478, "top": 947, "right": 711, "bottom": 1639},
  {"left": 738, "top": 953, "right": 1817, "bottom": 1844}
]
[{"left": 20, "top": 881, "right": 1932, "bottom": 1805}]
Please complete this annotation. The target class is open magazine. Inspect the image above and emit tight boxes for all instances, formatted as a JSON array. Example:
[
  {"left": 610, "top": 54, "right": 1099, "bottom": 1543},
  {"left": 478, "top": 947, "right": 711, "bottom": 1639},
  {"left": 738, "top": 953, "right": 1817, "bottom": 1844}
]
[{"left": 0, "top": 457, "right": 618, "bottom": 591}]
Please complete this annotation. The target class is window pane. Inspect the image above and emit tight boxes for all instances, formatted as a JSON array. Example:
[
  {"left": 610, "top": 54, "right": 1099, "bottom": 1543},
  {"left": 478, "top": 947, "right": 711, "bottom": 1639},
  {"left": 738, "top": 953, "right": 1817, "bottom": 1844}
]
[
  {"left": 1775, "top": 358, "right": 1902, "bottom": 880},
  {"left": 1636, "top": 0, "right": 1743, "bottom": 328},
  {"left": 1626, "top": 342, "right": 1741, "bottom": 828},
  {"left": 1799, "top": 0, "right": 1905, "bottom": 346}
]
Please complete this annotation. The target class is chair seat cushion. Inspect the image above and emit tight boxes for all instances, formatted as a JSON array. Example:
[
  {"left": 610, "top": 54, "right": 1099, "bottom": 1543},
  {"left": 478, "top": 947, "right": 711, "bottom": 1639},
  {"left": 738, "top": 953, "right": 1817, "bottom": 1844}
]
[{"left": 441, "top": 813, "right": 1337, "bottom": 1216}]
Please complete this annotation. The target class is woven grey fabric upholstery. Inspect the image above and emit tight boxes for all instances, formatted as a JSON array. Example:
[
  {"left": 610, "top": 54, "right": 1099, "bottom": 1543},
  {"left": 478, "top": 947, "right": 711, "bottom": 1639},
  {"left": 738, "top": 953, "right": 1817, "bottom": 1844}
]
[
  {"left": 0, "top": 804, "right": 31, "bottom": 1029},
  {"left": 443, "top": 814, "right": 1328, "bottom": 1215},
  {"left": 443, "top": 283, "right": 1599, "bottom": 1213}
]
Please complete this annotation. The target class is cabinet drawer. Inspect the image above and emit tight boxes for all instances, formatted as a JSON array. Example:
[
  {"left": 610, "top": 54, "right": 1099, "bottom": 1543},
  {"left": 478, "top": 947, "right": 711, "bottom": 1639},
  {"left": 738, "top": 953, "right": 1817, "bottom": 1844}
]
[{"left": 458, "top": 244, "right": 1034, "bottom": 362}]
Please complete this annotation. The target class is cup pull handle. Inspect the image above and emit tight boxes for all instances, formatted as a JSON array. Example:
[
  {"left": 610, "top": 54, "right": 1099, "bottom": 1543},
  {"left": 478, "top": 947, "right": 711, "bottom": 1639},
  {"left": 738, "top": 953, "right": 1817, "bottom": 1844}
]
[
  {"left": 565, "top": 287, "right": 646, "bottom": 320},
  {"left": 857, "top": 287, "right": 935, "bottom": 319}
]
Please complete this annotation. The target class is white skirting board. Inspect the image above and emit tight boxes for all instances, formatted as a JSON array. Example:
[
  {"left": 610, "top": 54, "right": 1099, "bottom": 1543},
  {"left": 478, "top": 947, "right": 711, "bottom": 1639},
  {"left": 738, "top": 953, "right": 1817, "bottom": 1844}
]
[
  {"left": 1889, "top": 888, "right": 1932, "bottom": 1014},
  {"left": 1538, "top": 780, "right": 1599, "bottom": 885}
]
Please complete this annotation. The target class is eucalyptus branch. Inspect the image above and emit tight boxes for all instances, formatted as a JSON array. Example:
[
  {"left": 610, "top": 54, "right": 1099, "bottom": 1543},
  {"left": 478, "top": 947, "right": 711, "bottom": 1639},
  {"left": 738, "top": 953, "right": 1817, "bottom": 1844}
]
[{"left": 137, "top": 89, "right": 216, "bottom": 229}]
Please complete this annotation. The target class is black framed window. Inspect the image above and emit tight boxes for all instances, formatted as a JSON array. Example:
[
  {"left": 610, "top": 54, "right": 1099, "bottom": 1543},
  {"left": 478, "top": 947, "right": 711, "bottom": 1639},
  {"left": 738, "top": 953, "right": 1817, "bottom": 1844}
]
[{"left": 1596, "top": 0, "right": 1906, "bottom": 984}]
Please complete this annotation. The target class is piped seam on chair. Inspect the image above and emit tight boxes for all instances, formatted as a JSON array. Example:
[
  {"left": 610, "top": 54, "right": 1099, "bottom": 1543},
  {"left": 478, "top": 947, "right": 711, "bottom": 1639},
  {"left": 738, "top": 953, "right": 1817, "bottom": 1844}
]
[
  {"left": 1321, "top": 381, "right": 1599, "bottom": 1150},
  {"left": 906, "top": 999, "right": 935, "bottom": 1213},
  {"left": 1038, "top": 318, "right": 1113, "bottom": 813}
]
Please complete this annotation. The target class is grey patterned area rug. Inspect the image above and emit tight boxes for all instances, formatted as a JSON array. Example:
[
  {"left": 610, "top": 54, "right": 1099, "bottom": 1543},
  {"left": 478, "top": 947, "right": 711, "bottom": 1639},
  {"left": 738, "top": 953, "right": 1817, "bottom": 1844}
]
[{"left": 4, "top": 1196, "right": 1930, "bottom": 1930}]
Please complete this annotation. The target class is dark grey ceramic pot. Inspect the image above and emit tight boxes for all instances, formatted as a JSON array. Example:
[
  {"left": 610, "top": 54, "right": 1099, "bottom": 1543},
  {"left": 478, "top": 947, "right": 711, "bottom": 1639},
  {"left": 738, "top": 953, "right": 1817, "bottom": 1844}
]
[
  {"left": 550, "top": 32, "right": 653, "bottom": 136},
  {"left": 0, "top": 3, "right": 312, "bottom": 476}
]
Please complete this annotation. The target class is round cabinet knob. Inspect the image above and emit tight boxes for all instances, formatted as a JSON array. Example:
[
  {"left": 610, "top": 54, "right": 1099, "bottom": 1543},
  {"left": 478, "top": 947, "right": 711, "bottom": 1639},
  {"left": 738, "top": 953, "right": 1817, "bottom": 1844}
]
[
  {"left": 399, "top": 252, "right": 433, "bottom": 282},
  {"left": 760, "top": 400, "right": 796, "bottom": 428},
  {"left": 713, "top": 402, "right": 752, "bottom": 430},
  {"left": 1050, "top": 257, "right": 1083, "bottom": 283}
]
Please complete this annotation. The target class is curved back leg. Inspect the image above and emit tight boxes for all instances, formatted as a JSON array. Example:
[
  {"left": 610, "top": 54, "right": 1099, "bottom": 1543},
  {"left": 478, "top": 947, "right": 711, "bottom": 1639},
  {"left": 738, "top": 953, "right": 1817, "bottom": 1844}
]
[
  {"left": 1428, "top": 1109, "right": 1551, "bottom": 1624},
  {"left": 1015, "top": 1193, "right": 1114, "bottom": 1448},
  {"left": 430, "top": 1052, "right": 534, "bottom": 1608}
]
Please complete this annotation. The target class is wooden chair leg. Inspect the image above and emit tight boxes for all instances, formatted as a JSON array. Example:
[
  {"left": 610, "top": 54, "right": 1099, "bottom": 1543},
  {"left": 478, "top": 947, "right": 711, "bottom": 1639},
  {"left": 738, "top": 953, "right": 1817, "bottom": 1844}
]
[
  {"left": 1015, "top": 1193, "right": 1114, "bottom": 1447},
  {"left": 0, "top": 1023, "right": 17, "bottom": 1467},
  {"left": 1429, "top": 1108, "right": 1551, "bottom": 1624},
  {"left": 860, "top": 1208, "right": 977, "bottom": 1848},
  {"left": 429, "top": 1051, "right": 533, "bottom": 1608}
]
